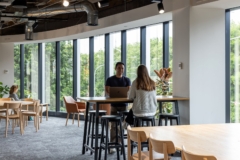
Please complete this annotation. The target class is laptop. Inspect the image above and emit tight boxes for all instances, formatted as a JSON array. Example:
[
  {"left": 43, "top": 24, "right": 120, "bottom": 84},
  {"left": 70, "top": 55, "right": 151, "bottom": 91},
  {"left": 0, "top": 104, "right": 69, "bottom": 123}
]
[{"left": 109, "top": 87, "right": 128, "bottom": 98}]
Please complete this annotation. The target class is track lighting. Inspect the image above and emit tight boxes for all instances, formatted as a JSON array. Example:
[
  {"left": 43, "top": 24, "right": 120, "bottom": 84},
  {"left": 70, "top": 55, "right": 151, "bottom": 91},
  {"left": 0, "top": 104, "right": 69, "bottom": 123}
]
[
  {"left": 98, "top": 0, "right": 109, "bottom": 8},
  {"left": 152, "top": 0, "right": 165, "bottom": 14},
  {"left": 63, "top": 0, "right": 69, "bottom": 7},
  {"left": 11, "top": 0, "right": 27, "bottom": 9},
  {"left": 158, "top": 2, "right": 164, "bottom": 14}
]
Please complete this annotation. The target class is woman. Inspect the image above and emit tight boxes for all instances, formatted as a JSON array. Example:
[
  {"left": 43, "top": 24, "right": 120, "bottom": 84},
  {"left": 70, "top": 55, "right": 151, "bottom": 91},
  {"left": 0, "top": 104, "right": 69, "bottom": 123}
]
[
  {"left": 9, "top": 85, "right": 20, "bottom": 101},
  {"left": 125, "top": 65, "right": 157, "bottom": 125}
]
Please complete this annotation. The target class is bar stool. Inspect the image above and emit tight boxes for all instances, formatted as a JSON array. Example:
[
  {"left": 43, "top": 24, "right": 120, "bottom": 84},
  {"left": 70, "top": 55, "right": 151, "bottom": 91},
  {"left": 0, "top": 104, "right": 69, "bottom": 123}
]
[
  {"left": 99, "top": 115, "right": 126, "bottom": 160},
  {"left": 134, "top": 116, "right": 155, "bottom": 127},
  {"left": 158, "top": 101, "right": 180, "bottom": 126},
  {"left": 86, "top": 110, "right": 107, "bottom": 154}
]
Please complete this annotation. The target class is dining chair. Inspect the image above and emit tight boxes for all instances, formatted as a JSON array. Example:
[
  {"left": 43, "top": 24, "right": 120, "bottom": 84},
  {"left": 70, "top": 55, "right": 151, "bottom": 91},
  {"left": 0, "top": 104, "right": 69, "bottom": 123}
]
[
  {"left": 0, "top": 98, "right": 12, "bottom": 101},
  {"left": 63, "top": 96, "right": 86, "bottom": 127},
  {"left": 149, "top": 133, "right": 176, "bottom": 160},
  {"left": 127, "top": 126, "right": 164, "bottom": 160},
  {"left": 21, "top": 100, "right": 41, "bottom": 134},
  {"left": 182, "top": 146, "right": 217, "bottom": 160},
  {"left": 0, "top": 102, "right": 22, "bottom": 137}
]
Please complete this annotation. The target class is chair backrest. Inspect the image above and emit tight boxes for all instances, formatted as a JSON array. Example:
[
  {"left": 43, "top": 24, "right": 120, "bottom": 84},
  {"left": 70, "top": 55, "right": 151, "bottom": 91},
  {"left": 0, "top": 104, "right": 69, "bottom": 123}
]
[
  {"left": 149, "top": 134, "right": 176, "bottom": 160},
  {"left": 0, "top": 98, "right": 11, "bottom": 101},
  {"left": 32, "top": 100, "right": 40, "bottom": 113},
  {"left": 63, "top": 96, "right": 78, "bottom": 113},
  {"left": 127, "top": 126, "right": 148, "bottom": 160},
  {"left": 3, "top": 102, "right": 22, "bottom": 116},
  {"left": 182, "top": 146, "right": 217, "bottom": 160}
]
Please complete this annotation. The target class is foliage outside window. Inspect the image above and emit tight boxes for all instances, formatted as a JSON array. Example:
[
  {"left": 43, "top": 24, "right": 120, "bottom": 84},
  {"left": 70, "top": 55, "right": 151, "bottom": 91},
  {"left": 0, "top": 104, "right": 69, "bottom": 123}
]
[
  {"left": 14, "top": 44, "right": 21, "bottom": 96},
  {"left": 60, "top": 40, "right": 73, "bottom": 112},
  {"left": 44, "top": 42, "right": 56, "bottom": 111},
  {"left": 24, "top": 44, "right": 38, "bottom": 99},
  {"left": 230, "top": 9, "right": 240, "bottom": 123},
  {"left": 79, "top": 38, "right": 90, "bottom": 97}
]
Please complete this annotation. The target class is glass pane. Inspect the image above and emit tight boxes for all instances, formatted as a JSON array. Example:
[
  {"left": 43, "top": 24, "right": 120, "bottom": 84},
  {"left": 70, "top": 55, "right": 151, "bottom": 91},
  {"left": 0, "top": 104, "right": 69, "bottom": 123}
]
[
  {"left": 110, "top": 32, "right": 121, "bottom": 75},
  {"left": 146, "top": 23, "right": 163, "bottom": 81},
  {"left": 60, "top": 40, "right": 73, "bottom": 112},
  {"left": 44, "top": 42, "right": 56, "bottom": 111},
  {"left": 79, "top": 38, "right": 90, "bottom": 97},
  {"left": 94, "top": 35, "right": 105, "bottom": 96},
  {"left": 126, "top": 28, "right": 140, "bottom": 82},
  {"left": 14, "top": 44, "right": 21, "bottom": 95},
  {"left": 24, "top": 44, "right": 38, "bottom": 99},
  {"left": 230, "top": 9, "right": 240, "bottom": 123}
]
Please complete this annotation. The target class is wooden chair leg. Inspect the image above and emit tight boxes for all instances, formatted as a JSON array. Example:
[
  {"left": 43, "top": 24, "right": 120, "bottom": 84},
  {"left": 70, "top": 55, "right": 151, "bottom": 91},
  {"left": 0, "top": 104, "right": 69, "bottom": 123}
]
[
  {"left": 46, "top": 104, "right": 48, "bottom": 121},
  {"left": 72, "top": 113, "right": 75, "bottom": 124},
  {"left": 12, "top": 119, "right": 14, "bottom": 134},
  {"left": 5, "top": 118, "right": 8, "bottom": 137},
  {"left": 40, "top": 110, "right": 43, "bottom": 123},
  {"left": 78, "top": 113, "right": 80, "bottom": 127},
  {"left": 65, "top": 113, "right": 69, "bottom": 126}
]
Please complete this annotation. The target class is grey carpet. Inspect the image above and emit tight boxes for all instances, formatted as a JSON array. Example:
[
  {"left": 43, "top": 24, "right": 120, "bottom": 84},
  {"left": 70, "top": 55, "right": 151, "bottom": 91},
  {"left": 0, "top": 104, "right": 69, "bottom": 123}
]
[{"left": 0, "top": 117, "right": 181, "bottom": 160}]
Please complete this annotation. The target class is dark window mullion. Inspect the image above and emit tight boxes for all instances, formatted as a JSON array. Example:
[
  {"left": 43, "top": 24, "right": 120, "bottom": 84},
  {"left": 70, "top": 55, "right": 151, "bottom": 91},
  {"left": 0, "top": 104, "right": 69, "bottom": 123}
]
[
  {"left": 38, "top": 43, "right": 43, "bottom": 102},
  {"left": 121, "top": 30, "right": 126, "bottom": 76},
  {"left": 73, "top": 39, "right": 78, "bottom": 100},
  {"left": 163, "top": 22, "right": 169, "bottom": 68},
  {"left": 56, "top": 41, "right": 60, "bottom": 112},
  {"left": 89, "top": 37, "right": 94, "bottom": 97},
  {"left": 105, "top": 34, "right": 110, "bottom": 82},
  {"left": 225, "top": 9, "right": 230, "bottom": 123},
  {"left": 140, "top": 26, "right": 146, "bottom": 65},
  {"left": 20, "top": 44, "right": 24, "bottom": 99}
]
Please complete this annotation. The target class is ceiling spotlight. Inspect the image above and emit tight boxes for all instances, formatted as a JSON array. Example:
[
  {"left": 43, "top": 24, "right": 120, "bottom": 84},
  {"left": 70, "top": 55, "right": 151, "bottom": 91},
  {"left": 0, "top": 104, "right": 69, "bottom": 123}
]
[
  {"left": 98, "top": 0, "right": 109, "bottom": 8},
  {"left": 11, "top": 0, "right": 27, "bottom": 9},
  {"left": 158, "top": 1, "right": 164, "bottom": 14},
  {"left": 25, "top": 23, "right": 33, "bottom": 40},
  {"left": 63, "top": 0, "right": 69, "bottom": 7}
]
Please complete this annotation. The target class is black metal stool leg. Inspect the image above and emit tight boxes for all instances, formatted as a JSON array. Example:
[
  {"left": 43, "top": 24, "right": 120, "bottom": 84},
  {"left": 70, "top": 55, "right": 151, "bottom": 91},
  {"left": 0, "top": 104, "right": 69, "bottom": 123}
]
[
  {"left": 91, "top": 114, "right": 95, "bottom": 155},
  {"left": 86, "top": 113, "right": 92, "bottom": 151},
  {"left": 104, "top": 119, "right": 109, "bottom": 160},
  {"left": 98, "top": 119, "right": 104, "bottom": 160},
  {"left": 119, "top": 120, "right": 126, "bottom": 160},
  {"left": 165, "top": 117, "right": 168, "bottom": 126}
]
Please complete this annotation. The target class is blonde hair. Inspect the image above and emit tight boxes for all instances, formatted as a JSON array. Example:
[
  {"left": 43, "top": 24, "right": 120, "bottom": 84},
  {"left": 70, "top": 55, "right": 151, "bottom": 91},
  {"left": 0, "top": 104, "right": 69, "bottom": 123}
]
[
  {"left": 9, "top": 85, "right": 18, "bottom": 94},
  {"left": 136, "top": 65, "right": 155, "bottom": 91}
]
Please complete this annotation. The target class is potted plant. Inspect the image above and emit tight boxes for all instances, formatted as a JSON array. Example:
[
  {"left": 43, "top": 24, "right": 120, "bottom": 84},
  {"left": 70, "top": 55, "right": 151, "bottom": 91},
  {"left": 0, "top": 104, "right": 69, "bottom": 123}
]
[
  {"left": 154, "top": 68, "right": 173, "bottom": 125},
  {"left": 0, "top": 82, "right": 10, "bottom": 98}
]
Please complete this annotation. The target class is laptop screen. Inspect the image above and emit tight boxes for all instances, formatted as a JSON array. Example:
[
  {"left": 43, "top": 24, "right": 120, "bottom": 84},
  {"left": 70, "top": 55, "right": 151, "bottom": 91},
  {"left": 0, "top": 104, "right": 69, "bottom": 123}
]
[{"left": 109, "top": 87, "right": 128, "bottom": 98}]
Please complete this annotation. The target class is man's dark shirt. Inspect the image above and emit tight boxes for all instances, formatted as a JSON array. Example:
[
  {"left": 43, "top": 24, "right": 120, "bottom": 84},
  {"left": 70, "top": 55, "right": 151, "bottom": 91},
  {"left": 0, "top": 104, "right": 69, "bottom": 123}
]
[{"left": 105, "top": 75, "right": 131, "bottom": 107}]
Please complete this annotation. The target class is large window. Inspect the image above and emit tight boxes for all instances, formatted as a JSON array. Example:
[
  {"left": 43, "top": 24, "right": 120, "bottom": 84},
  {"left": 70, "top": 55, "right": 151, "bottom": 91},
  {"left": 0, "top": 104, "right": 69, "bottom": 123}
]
[
  {"left": 126, "top": 28, "right": 140, "bottom": 82},
  {"left": 230, "top": 9, "right": 240, "bottom": 123},
  {"left": 14, "top": 44, "right": 21, "bottom": 95},
  {"left": 60, "top": 40, "right": 73, "bottom": 112},
  {"left": 44, "top": 42, "right": 56, "bottom": 111},
  {"left": 146, "top": 23, "right": 163, "bottom": 81},
  {"left": 110, "top": 32, "right": 121, "bottom": 75},
  {"left": 24, "top": 44, "right": 38, "bottom": 99},
  {"left": 14, "top": 21, "right": 172, "bottom": 115},
  {"left": 94, "top": 35, "right": 105, "bottom": 96},
  {"left": 78, "top": 38, "right": 90, "bottom": 97}
]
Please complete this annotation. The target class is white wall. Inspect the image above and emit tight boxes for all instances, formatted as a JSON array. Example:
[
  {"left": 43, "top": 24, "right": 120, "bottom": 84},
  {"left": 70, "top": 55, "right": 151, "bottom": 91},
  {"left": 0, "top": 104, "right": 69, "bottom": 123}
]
[
  {"left": 0, "top": 43, "right": 14, "bottom": 97},
  {"left": 172, "top": 7, "right": 190, "bottom": 124},
  {"left": 189, "top": 7, "right": 225, "bottom": 124}
]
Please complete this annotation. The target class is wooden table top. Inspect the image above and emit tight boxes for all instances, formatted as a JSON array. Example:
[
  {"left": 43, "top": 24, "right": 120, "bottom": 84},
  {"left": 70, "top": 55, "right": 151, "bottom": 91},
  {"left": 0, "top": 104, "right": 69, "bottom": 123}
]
[
  {"left": 0, "top": 101, "right": 33, "bottom": 108},
  {"left": 77, "top": 96, "right": 189, "bottom": 103},
  {"left": 131, "top": 123, "right": 240, "bottom": 160}
]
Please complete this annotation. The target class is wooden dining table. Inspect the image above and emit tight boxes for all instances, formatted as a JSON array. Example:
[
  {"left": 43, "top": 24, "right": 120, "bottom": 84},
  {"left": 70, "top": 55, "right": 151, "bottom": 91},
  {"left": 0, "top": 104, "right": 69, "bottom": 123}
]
[
  {"left": 131, "top": 123, "right": 240, "bottom": 160},
  {"left": 77, "top": 96, "right": 189, "bottom": 160},
  {"left": 0, "top": 101, "right": 33, "bottom": 109}
]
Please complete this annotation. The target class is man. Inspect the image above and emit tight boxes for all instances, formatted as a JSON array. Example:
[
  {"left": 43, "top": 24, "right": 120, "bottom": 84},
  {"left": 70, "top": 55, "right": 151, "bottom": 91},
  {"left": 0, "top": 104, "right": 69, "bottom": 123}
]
[{"left": 105, "top": 62, "right": 131, "bottom": 153}]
